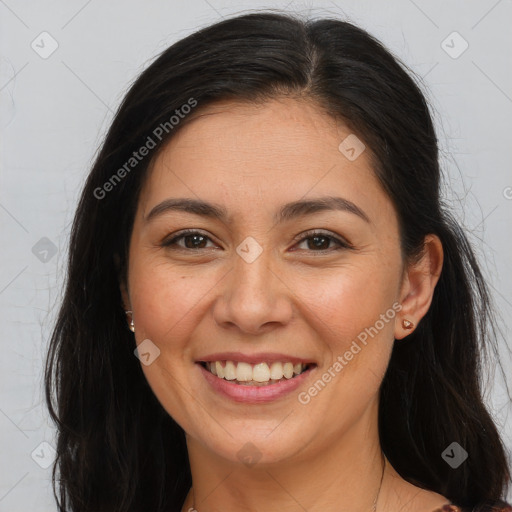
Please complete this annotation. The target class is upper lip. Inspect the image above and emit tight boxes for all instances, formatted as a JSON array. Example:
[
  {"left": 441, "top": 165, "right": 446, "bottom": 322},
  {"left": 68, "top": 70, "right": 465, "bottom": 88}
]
[{"left": 196, "top": 352, "right": 316, "bottom": 365}]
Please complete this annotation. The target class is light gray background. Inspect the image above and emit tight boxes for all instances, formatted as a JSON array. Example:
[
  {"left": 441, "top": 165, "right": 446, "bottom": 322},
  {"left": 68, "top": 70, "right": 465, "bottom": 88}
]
[{"left": 1, "top": 0, "right": 511, "bottom": 510}]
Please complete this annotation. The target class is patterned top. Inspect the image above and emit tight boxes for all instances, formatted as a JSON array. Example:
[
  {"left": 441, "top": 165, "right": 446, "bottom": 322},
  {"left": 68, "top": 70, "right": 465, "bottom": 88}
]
[{"left": 433, "top": 501, "right": 512, "bottom": 512}]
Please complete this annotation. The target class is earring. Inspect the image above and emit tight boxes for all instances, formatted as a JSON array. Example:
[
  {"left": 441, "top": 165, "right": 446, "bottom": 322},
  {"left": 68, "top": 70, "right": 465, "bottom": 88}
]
[
  {"left": 125, "top": 310, "right": 135, "bottom": 333},
  {"left": 402, "top": 319, "right": 414, "bottom": 330}
]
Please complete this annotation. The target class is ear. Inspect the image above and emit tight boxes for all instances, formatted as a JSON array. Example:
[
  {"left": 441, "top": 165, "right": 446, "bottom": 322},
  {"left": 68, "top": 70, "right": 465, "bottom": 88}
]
[
  {"left": 114, "top": 252, "right": 131, "bottom": 311},
  {"left": 395, "top": 234, "right": 444, "bottom": 340}
]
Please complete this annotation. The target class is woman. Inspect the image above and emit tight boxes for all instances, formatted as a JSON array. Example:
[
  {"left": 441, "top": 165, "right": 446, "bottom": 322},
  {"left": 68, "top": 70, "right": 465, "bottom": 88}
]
[{"left": 45, "top": 10, "right": 512, "bottom": 512}]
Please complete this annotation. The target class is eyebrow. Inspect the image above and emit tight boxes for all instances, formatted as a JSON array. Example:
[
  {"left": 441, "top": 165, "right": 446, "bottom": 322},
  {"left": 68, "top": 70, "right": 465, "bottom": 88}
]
[{"left": 145, "top": 196, "right": 370, "bottom": 225}]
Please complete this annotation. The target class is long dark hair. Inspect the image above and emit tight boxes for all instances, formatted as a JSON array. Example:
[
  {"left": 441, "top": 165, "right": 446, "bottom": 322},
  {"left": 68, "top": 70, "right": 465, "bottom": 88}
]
[{"left": 45, "top": 10, "right": 511, "bottom": 511}]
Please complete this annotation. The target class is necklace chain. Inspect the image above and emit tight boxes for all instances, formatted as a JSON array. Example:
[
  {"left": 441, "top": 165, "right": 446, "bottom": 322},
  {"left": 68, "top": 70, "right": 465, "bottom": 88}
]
[
  {"left": 372, "top": 452, "right": 386, "bottom": 512},
  {"left": 187, "top": 453, "right": 387, "bottom": 512}
]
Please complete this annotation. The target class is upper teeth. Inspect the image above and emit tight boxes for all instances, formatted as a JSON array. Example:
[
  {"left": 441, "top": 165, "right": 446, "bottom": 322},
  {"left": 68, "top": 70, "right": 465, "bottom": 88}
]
[{"left": 206, "top": 361, "right": 307, "bottom": 382}]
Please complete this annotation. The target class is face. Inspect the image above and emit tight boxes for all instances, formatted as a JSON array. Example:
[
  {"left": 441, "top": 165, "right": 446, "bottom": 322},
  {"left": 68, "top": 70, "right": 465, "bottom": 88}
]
[{"left": 121, "top": 97, "right": 406, "bottom": 466}]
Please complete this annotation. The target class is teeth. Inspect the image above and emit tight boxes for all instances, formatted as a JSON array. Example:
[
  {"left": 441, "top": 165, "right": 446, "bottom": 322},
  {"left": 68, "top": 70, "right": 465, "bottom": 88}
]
[
  {"left": 236, "top": 362, "right": 253, "bottom": 382},
  {"left": 253, "top": 362, "right": 270, "bottom": 382},
  {"left": 205, "top": 360, "right": 309, "bottom": 384},
  {"left": 269, "top": 362, "right": 284, "bottom": 380},
  {"left": 224, "top": 360, "right": 237, "bottom": 380},
  {"left": 215, "top": 361, "right": 225, "bottom": 379},
  {"left": 283, "top": 362, "right": 294, "bottom": 379}
]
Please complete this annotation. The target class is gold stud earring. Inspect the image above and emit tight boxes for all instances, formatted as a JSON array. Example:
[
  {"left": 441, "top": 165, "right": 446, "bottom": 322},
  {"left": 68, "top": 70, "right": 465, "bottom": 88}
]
[
  {"left": 125, "top": 310, "right": 135, "bottom": 333},
  {"left": 402, "top": 319, "right": 414, "bottom": 330}
]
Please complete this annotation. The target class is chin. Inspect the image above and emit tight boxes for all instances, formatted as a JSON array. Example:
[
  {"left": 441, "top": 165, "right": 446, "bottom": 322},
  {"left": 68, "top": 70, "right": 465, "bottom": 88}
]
[{"left": 194, "top": 425, "right": 313, "bottom": 467}]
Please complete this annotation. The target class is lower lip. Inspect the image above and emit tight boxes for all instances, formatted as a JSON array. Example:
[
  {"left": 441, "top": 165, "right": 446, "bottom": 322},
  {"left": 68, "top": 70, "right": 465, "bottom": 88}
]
[{"left": 197, "top": 363, "right": 316, "bottom": 403}]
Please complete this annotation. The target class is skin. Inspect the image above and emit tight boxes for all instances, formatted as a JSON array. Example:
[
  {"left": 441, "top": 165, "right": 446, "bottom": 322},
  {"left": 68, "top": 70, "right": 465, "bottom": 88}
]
[{"left": 120, "top": 97, "right": 446, "bottom": 512}]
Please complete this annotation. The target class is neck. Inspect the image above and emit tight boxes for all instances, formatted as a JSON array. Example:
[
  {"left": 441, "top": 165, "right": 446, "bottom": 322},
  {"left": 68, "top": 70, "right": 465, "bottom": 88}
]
[{"left": 182, "top": 401, "right": 390, "bottom": 512}]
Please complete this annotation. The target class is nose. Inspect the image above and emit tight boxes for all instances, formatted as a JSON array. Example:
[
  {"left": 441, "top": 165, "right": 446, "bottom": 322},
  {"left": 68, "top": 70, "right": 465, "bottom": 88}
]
[{"left": 212, "top": 244, "right": 294, "bottom": 335}]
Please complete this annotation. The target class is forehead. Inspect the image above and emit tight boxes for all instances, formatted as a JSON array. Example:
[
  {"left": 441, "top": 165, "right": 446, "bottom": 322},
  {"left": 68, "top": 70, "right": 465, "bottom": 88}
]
[
  {"left": 138, "top": 97, "right": 393, "bottom": 226},
  {"left": 158, "top": 97, "right": 348, "bottom": 160}
]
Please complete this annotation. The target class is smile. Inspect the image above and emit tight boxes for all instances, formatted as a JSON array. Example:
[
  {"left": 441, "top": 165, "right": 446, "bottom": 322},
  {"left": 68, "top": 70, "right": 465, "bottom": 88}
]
[
  {"left": 199, "top": 360, "right": 313, "bottom": 386},
  {"left": 196, "top": 360, "right": 317, "bottom": 403}
]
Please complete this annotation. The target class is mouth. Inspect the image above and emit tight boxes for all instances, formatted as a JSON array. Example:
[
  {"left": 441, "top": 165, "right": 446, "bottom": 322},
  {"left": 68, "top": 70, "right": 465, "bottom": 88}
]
[{"left": 197, "top": 360, "right": 317, "bottom": 386}]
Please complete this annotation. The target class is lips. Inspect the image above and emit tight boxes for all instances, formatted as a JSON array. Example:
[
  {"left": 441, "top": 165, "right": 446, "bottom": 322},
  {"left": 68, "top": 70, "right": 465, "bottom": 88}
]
[
  {"left": 197, "top": 361, "right": 316, "bottom": 403},
  {"left": 195, "top": 351, "right": 317, "bottom": 403}
]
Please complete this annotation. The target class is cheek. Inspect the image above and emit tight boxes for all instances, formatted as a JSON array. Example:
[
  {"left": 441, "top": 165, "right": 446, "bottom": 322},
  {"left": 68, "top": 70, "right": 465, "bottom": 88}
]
[
  {"left": 128, "top": 257, "right": 210, "bottom": 344},
  {"left": 294, "top": 261, "right": 400, "bottom": 346}
]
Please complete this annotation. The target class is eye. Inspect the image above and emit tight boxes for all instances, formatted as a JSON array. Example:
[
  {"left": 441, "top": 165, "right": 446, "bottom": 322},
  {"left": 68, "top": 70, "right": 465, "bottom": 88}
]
[
  {"left": 292, "top": 230, "right": 352, "bottom": 252},
  {"left": 161, "top": 229, "right": 217, "bottom": 250}
]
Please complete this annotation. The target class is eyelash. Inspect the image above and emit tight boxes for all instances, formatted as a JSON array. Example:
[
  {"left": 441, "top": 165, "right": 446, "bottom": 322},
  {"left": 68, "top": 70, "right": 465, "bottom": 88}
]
[{"left": 161, "top": 229, "right": 352, "bottom": 253}]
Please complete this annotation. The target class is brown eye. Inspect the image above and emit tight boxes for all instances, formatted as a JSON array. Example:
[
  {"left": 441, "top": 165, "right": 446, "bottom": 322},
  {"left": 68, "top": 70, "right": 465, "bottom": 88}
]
[
  {"left": 292, "top": 230, "right": 352, "bottom": 252},
  {"left": 162, "top": 230, "right": 216, "bottom": 250}
]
